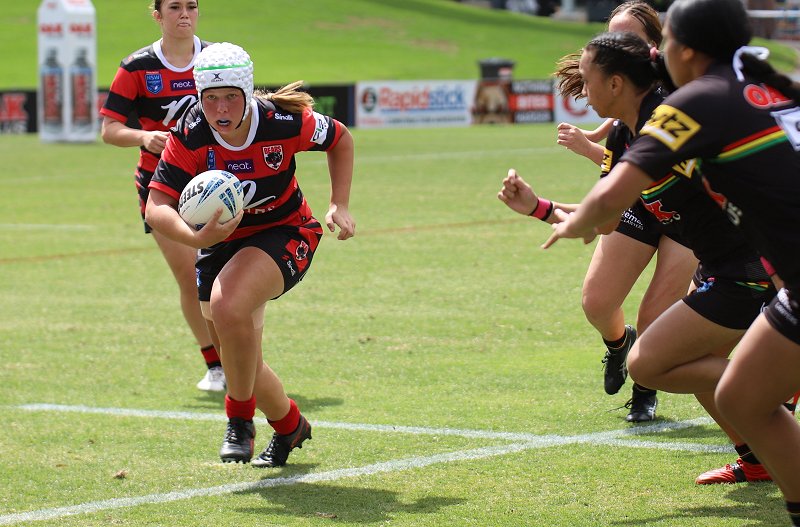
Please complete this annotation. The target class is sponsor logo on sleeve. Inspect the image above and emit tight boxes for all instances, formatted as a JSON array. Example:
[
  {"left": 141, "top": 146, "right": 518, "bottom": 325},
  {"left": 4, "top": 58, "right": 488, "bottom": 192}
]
[
  {"left": 311, "top": 111, "right": 329, "bottom": 145},
  {"left": 640, "top": 105, "right": 701, "bottom": 152},
  {"left": 671, "top": 158, "right": 697, "bottom": 179},
  {"left": 601, "top": 148, "right": 613, "bottom": 175}
]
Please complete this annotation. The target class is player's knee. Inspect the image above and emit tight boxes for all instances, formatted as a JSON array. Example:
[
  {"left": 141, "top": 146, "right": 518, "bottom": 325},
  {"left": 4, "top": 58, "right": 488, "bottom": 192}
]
[{"left": 581, "top": 291, "right": 615, "bottom": 323}]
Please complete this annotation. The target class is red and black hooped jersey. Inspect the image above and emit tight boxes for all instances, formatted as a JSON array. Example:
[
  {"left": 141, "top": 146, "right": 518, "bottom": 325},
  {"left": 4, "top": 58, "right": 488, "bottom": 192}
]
[
  {"left": 605, "top": 90, "right": 767, "bottom": 282},
  {"left": 622, "top": 63, "right": 800, "bottom": 288},
  {"left": 149, "top": 97, "right": 344, "bottom": 241},
  {"left": 100, "top": 36, "right": 212, "bottom": 172}
]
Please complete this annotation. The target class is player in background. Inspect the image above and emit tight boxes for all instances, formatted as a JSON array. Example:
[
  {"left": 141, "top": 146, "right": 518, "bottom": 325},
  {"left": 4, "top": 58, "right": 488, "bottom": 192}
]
[
  {"left": 544, "top": 0, "right": 800, "bottom": 522},
  {"left": 99, "top": 0, "right": 224, "bottom": 392},
  {"left": 554, "top": 1, "right": 663, "bottom": 165},
  {"left": 501, "top": 31, "right": 781, "bottom": 485},
  {"left": 549, "top": 0, "right": 698, "bottom": 421},
  {"left": 146, "top": 42, "right": 355, "bottom": 466}
]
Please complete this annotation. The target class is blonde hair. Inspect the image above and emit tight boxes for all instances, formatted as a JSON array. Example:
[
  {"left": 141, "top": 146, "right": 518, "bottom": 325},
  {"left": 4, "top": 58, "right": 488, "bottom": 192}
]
[{"left": 255, "top": 81, "right": 314, "bottom": 113}]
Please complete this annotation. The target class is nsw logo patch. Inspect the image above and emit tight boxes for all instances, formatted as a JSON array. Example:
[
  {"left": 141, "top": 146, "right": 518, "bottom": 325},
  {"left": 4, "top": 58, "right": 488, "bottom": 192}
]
[
  {"left": 640, "top": 105, "right": 701, "bottom": 152},
  {"left": 145, "top": 72, "right": 163, "bottom": 95}
]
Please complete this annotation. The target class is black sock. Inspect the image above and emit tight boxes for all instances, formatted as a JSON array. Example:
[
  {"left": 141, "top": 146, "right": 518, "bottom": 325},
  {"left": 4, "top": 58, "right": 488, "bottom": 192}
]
[
  {"left": 786, "top": 501, "right": 800, "bottom": 527},
  {"left": 632, "top": 383, "right": 656, "bottom": 396},
  {"left": 734, "top": 443, "right": 761, "bottom": 465},
  {"left": 603, "top": 332, "right": 627, "bottom": 351}
]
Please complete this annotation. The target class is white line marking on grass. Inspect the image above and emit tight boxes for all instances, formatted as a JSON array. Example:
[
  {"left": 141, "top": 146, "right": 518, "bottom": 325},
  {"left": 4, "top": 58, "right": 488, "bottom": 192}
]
[
  {"left": 3, "top": 404, "right": 728, "bottom": 525},
  {"left": 0, "top": 443, "right": 531, "bottom": 526},
  {"left": 17, "top": 403, "right": 717, "bottom": 443}
]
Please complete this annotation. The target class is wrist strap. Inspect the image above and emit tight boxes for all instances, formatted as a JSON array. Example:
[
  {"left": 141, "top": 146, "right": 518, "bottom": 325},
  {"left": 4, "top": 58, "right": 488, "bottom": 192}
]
[{"left": 529, "top": 198, "right": 554, "bottom": 221}]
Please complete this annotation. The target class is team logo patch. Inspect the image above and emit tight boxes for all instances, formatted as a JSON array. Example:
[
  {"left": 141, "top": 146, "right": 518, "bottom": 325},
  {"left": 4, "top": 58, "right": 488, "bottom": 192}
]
[
  {"left": 640, "top": 104, "right": 701, "bottom": 152},
  {"left": 145, "top": 72, "right": 163, "bottom": 94},
  {"left": 295, "top": 240, "right": 309, "bottom": 261},
  {"left": 262, "top": 145, "right": 283, "bottom": 171}
]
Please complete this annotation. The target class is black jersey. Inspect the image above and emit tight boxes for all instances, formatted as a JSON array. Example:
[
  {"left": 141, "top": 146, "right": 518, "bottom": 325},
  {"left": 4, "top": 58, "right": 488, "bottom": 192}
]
[
  {"left": 608, "top": 90, "right": 768, "bottom": 283},
  {"left": 100, "top": 36, "right": 212, "bottom": 173},
  {"left": 622, "top": 63, "right": 800, "bottom": 289},
  {"left": 149, "top": 97, "right": 344, "bottom": 241}
]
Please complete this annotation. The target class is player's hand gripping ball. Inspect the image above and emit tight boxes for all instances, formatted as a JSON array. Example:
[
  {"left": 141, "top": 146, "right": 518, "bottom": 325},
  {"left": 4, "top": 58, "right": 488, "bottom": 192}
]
[{"left": 178, "top": 169, "right": 244, "bottom": 230}]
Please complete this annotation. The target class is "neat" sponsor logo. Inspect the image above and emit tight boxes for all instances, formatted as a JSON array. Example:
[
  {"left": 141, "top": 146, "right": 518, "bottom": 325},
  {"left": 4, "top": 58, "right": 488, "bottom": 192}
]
[
  {"left": 225, "top": 159, "right": 254, "bottom": 173},
  {"left": 171, "top": 79, "right": 195, "bottom": 91}
]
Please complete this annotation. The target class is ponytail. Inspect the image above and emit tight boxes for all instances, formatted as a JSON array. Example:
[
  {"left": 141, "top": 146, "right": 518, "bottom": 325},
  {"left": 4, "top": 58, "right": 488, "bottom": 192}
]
[
  {"left": 255, "top": 80, "right": 314, "bottom": 114},
  {"left": 740, "top": 53, "right": 800, "bottom": 105},
  {"left": 553, "top": 51, "right": 584, "bottom": 99}
]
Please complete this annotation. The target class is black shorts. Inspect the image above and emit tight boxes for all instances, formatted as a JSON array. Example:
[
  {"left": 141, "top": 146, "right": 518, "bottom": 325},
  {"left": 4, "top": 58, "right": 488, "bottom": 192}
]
[
  {"left": 683, "top": 266, "right": 776, "bottom": 330},
  {"left": 615, "top": 200, "right": 686, "bottom": 248},
  {"left": 764, "top": 288, "right": 800, "bottom": 345},
  {"left": 195, "top": 219, "right": 323, "bottom": 302},
  {"left": 136, "top": 167, "right": 154, "bottom": 234}
]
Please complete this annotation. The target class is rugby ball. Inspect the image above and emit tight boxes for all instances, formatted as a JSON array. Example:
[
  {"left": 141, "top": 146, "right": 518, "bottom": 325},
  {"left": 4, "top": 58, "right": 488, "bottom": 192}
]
[{"left": 178, "top": 170, "right": 244, "bottom": 230}]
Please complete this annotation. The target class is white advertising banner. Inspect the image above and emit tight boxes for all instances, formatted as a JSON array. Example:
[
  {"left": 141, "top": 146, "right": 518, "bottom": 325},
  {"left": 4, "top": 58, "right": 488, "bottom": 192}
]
[
  {"left": 37, "top": 0, "right": 97, "bottom": 142},
  {"left": 356, "top": 80, "right": 476, "bottom": 129},
  {"left": 552, "top": 87, "right": 603, "bottom": 125}
]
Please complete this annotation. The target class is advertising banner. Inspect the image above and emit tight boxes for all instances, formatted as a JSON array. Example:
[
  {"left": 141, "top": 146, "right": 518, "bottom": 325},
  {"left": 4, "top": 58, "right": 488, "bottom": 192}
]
[
  {"left": 37, "top": 0, "right": 97, "bottom": 142},
  {"left": 553, "top": 85, "right": 603, "bottom": 125},
  {"left": 356, "top": 80, "right": 476, "bottom": 129}
]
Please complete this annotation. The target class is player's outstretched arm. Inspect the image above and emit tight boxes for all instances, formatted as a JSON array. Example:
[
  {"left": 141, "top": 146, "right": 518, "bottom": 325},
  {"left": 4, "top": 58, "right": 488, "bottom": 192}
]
[{"left": 497, "top": 169, "right": 578, "bottom": 224}]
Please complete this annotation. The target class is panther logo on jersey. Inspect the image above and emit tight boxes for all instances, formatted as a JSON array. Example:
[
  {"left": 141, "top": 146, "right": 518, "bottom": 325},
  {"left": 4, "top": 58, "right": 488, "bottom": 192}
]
[
  {"left": 642, "top": 199, "right": 680, "bottom": 223},
  {"left": 263, "top": 145, "right": 283, "bottom": 171}
]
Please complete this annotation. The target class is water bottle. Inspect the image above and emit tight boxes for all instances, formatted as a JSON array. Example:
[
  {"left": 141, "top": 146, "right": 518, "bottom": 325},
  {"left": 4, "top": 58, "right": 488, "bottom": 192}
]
[{"left": 41, "top": 48, "right": 63, "bottom": 133}]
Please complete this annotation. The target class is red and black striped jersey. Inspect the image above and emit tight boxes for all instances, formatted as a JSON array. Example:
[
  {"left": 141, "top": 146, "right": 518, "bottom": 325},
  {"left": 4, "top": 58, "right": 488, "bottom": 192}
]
[
  {"left": 149, "top": 97, "right": 345, "bottom": 241},
  {"left": 100, "top": 36, "right": 212, "bottom": 172}
]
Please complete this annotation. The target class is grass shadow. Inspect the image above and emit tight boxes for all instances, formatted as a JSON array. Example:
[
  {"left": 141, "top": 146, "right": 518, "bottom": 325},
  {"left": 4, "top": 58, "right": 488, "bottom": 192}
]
[
  {"left": 238, "top": 481, "right": 464, "bottom": 523},
  {"left": 611, "top": 483, "right": 785, "bottom": 526}
]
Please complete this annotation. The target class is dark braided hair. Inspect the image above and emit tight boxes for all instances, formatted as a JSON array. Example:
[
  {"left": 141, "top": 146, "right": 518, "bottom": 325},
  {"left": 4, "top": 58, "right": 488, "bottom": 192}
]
[
  {"left": 667, "top": 0, "right": 749, "bottom": 63},
  {"left": 608, "top": 1, "right": 662, "bottom": 47},
  {"left": 554, "top": 1, "right": 662, "bottom": 99},
  {"left": 667, "top": 0, "right": 800, "bottom": 104},
  {"left": 585, "top": 32, "right": 675, "bottom": 94}
]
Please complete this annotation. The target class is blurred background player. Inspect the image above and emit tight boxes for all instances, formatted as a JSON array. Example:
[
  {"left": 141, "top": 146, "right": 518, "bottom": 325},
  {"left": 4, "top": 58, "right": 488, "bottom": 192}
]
[
  {"left": 146, "top": 43, "right": 355, "bottom": 466},
  {"left": 99, "top": 1, "right": 224, "bottom": 392}
]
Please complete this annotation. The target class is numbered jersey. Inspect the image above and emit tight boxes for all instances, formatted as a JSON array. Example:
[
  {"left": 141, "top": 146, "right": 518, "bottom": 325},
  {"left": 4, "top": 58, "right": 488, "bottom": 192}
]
[
  {"left": 150, "top": 97, "right": 344, "bottom": 240},
  {"left": 622, "top": 63, "right": 800, "bottom": 288},
  {"left": 100, "top": 36, "right": 211, "bottom": 173}
]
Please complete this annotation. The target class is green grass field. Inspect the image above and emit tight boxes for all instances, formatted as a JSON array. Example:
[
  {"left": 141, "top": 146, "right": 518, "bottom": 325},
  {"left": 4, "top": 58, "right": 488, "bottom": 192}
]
[
  {"left": 2, "top": 1, "right": 797, "bottom": 525},
  {"left": 1, "top": 0, "right": 796, "bottom": 89},
  {"left": 0, "top": 124, "right": 789, "bottom": 526}
]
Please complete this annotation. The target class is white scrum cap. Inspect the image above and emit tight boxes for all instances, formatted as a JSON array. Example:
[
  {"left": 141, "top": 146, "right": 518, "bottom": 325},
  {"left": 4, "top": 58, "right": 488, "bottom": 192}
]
[{"left": 193, "top": 42, "right": 254, "bottom": 121}]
